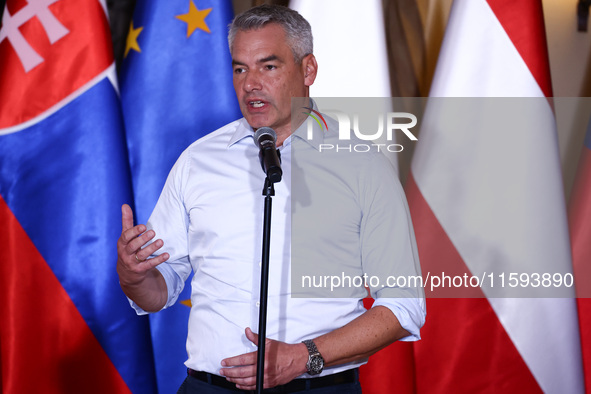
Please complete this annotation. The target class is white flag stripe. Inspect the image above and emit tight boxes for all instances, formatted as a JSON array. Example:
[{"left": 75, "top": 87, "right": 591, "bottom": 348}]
[
  {"left": 290, "top": 0, "right": 399, "bottom": 173},
  {"left": 429, "top": 0, "right": 544, "bottom": 98},
  {"left": 491, "top": 297, "right": 583, "bottom": 393},
  {"left": 0, "top": 64, "right": 115, "bottom": 136},
  {"left": 412, "top": 0, "right": 584, "bottom": 392},
  {"left": 289, "top": 0, "right": 390, "bottom": 97}
]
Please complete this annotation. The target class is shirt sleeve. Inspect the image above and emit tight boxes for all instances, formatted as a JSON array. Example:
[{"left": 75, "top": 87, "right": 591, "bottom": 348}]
[
  {"left": 359, "top": 152, "right": 426, "bottom": 340},
  {"left": 128, "top": 148, "right": 193, "bottom": 314}
]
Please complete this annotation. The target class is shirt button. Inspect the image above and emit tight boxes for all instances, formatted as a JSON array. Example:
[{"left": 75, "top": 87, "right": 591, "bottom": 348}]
[{"left": 256, "top": 301, "right": 260, "bottom": 307}]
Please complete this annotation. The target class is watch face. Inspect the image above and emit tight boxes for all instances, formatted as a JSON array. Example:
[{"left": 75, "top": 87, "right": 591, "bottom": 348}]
[{"left": 309, "top": 355, "right": 324, "bottom": 374}]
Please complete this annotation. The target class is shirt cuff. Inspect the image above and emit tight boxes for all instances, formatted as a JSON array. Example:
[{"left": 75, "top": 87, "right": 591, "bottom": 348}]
[
  {"left": 372, "top": 297, "right": 426, "bottom": 341},
  {"left": 126, "top": 262, "right": 185, "bottom": 315}
]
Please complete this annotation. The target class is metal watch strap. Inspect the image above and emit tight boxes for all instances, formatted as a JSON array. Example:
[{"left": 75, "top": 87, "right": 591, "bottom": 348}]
[
  {"left": 302, "top": 339, "right": 324, "bottom": 375},
  {"left": 303, "top": 339, "right": 319, "bottom": 355}
]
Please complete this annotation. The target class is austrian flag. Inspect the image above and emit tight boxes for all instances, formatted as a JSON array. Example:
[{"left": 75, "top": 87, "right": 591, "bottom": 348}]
[{"left": 405, "top": 0, "right": 585, "bottom": 393}]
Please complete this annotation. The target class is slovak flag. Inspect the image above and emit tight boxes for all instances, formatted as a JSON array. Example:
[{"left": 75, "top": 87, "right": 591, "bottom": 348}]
[{"left": 0, "top": 0, "right": 156, "bottom": 393}]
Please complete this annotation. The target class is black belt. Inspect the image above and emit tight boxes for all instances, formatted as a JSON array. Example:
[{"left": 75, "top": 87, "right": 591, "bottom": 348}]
[{"left": 187, "top": 368, "right": 358, "bottom": 393}]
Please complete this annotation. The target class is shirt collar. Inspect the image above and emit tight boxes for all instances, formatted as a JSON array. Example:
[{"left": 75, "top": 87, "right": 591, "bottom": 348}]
[
  {"left": 226, "top": 99, "right": 325, "bottom": 150},
  {"left": 289, "top": 98, "right": 325, "bottom": 151},
  {"left": 227, "top": 118, "right": 255, "bottom": 148}
]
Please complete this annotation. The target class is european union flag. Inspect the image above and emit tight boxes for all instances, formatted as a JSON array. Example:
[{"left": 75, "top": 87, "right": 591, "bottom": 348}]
[{"left": 119, "top": 0, "right": 241, "bottom": 392}]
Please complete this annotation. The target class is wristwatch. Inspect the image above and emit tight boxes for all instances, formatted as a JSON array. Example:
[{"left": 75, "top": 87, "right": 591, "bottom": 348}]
[{"left": 302, "top": 339, "right": 324, "bottom": 375}]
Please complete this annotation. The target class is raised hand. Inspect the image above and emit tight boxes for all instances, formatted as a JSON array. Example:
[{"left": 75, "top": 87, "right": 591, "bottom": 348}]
[{"left": 116, "top": 204, "right": 169, "bottom": 311}]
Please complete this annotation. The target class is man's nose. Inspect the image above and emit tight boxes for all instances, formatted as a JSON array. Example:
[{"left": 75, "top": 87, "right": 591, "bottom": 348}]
[{"left": 244, "top": 70, "right": 262, "bottom": 92}]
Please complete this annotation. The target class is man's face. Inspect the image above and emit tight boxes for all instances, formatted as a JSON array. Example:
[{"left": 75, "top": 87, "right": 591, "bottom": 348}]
[{"left": 231, "top": 24, "right": 316, "bottom": 141}]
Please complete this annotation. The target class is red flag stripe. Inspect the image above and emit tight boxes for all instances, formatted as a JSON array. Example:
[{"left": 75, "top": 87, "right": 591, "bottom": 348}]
[
  {"left": 360, "top": 298, "right": 417, "bottom": 394},
  {"left": 0, "top": 0, "right": 112, "bottom": 129},
  {"left": 569, "top": 146, "right": 591, "bottom": 393},
  {"left": 406, "top": 174, "right": 542, "bottom": 393},
  {"left": 486, "top": 0, "right": 553, "bottom": 97},
  {"left": 570, "top": 148, "right": 591, "bottom": 293},
  {"left": 0, "top": 196, "right": 131, "bottom": 394}
]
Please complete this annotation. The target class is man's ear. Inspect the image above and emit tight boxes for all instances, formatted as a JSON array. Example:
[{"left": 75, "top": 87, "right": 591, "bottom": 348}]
[{"left": 302, "top": 54, "right": 318, "bottom": 87}]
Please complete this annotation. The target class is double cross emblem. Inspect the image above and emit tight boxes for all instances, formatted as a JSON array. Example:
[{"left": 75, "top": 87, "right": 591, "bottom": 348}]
[{"left": 0, "top": 0, "right": 69, "bottom": 72}]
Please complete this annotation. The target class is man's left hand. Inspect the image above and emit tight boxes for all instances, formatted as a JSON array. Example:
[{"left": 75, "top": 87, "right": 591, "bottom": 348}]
[{"left": 220, "top": 327, "right": 309, "bottom": 390}]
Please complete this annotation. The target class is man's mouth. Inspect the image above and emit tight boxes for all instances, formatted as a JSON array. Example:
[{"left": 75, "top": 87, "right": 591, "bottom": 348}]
[{"left": 249, "top": 100, "right": 266, "bottom": 108}]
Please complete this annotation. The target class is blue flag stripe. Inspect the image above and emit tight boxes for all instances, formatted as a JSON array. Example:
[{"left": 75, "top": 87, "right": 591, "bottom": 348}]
[{"left": 0, "top": 78, "right": 157, "bottom": 394}]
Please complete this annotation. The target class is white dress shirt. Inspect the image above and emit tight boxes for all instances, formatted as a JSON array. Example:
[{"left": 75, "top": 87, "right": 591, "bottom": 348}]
[{"left": 131, "top": 113, "right": 425, "bottom": 377}]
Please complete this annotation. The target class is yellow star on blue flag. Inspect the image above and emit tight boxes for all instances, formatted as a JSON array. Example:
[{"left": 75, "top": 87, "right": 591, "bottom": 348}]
[
  {"left": 176, "top": 1, "right": 212, "bottom": 37},
  {"left": 124, "top": 21, "right": 143, "bottom": 57}
]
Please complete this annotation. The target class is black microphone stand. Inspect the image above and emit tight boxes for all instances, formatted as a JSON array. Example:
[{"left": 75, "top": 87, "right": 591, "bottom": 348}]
[{"left": 256, "top": 176, "right": 275, "bottom": 394}]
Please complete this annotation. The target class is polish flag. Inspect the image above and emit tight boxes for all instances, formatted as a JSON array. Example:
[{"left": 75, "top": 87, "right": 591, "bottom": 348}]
[{"left": 406, "top": 0, "right": 585, "bottom": 392}]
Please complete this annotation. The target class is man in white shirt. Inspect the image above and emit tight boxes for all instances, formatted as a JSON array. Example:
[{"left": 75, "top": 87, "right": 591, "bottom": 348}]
[{"left": 117, "top": 5, "right": 425, "bottom": 393}]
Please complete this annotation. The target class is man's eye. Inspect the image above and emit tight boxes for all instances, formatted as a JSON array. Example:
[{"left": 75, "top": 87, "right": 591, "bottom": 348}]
[
  {"left": 265, "top": 65, "right": 276, "bottom": 70},
  {"left": 234, "top": 68, "right": 245, "bottom": 74}
]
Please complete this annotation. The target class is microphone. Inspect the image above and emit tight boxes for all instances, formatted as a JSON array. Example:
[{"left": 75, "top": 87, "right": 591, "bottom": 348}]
[{"left": 254, "top": 127, "right": 282, "bottom": 183}]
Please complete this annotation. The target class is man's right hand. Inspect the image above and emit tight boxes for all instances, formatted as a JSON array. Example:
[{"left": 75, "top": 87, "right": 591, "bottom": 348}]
[{"left": 116, "top": 204, "right": 169, "bottom": 311}]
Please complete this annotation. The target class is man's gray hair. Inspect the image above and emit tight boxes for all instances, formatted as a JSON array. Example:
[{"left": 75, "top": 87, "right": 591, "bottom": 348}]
[{"left": 228, "top": 5, "right": 313, "bottom": 64}]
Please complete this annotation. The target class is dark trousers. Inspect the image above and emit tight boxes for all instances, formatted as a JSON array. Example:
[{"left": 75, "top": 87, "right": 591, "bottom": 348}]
[{"left": 177, "top": 370, "right": 362, "bottom": 394}]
